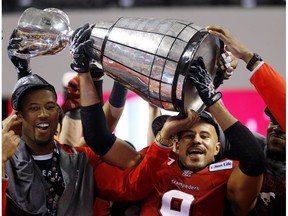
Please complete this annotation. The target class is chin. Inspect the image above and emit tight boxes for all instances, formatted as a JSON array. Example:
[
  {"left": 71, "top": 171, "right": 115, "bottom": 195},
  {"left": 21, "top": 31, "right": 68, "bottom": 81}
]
[{"left": 35, "top": 138, "right": 53, "bottom": 146}]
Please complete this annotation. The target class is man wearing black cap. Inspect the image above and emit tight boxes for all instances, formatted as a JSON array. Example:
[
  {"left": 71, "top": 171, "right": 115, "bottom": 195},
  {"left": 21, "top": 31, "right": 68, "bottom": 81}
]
[
  {"left": 135, "top": 105, "right": 264, "bottom": 215},
  {"left": 133, "top": 57, "right": 265, "bottom": 215},
  {"left": 3, "top": 72, "right": 199, "bottom": 216}
]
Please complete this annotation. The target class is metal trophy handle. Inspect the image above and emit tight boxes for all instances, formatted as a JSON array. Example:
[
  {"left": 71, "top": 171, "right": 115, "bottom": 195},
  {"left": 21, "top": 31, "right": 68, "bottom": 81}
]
[{"left": 13, "top": 8, "right": 223, "bottom": 113}]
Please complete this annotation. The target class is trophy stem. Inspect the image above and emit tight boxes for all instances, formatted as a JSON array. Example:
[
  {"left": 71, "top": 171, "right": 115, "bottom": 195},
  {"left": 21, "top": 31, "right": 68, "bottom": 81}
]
[{"left": 60, "top": 30, "right": 74, "bottom": 44}]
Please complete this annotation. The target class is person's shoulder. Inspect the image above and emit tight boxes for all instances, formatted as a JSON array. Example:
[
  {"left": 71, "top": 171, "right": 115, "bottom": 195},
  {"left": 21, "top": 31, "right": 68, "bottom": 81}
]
[{"left": 57, "top": 142, "right": 98, "bottom": 157}]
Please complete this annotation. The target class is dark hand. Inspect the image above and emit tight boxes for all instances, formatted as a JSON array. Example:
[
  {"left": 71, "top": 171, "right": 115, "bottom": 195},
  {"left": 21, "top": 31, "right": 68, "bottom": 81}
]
[
  {"left": 189, "top": 57, "right": 222, "bottom": 107},
  {"left": 7, "top": 29, "right": 32, "bottom": 79},
  {"left": 90, "top": 61, "right": 104, "bottom": 79},
  {"left": 214, "top": 50, "right": 238, "bottom": 89},
  {"left": 70, "top": 23, "right": 94, "bottom": 73}
]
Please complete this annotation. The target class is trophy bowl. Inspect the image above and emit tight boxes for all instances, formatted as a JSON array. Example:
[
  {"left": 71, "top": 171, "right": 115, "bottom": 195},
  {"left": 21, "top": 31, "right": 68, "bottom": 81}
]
[
  {"left": 11, "top": 8, "right": 223, "bottom": 113},
  {"left": 12, "top": 7, "right": 72, "bottom": 59}
]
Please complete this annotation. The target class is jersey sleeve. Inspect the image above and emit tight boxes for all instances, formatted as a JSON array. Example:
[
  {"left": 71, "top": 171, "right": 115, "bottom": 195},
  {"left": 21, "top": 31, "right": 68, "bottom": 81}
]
[
  {"left": 94, "top": 142, "right": 171, "bottom": 202},
  {"left": 250, "top": 63, "right": 286, "bottom": 131}
]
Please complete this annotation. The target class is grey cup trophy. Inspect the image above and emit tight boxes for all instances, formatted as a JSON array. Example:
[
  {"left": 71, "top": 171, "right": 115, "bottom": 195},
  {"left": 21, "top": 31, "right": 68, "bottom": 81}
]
[{"left": 13, "top": 7, "right": 223, "bottom": 113}]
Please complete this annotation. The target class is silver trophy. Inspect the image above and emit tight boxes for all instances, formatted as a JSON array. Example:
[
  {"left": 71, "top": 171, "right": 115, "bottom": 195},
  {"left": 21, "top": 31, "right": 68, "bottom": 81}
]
[
  {"left": 12, "top": 7, "right": 72, "bottom": 58},
  {"left": 13, "top": 7, "right": 223, "bottom": 113}
]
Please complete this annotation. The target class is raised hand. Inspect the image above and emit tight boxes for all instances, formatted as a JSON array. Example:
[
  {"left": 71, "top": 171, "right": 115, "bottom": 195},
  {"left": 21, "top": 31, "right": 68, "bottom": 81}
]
[
  {"left": 214, "top": 50, "right": 238, "bottom": 88},
  {"left": 207, "top": 25, "right": 253, "bottom": 63},
  {"left": 7, "top": 29, "right": 32, "bottom": 79},
  {"left": 189, "top": 57, "right": 222, "bottom": 107},
  {"left": 2, "top": 114, "right": 21, "bottom": 167},
  {"left": 70, "top": 23, "right": 95, "bottom": 73}
]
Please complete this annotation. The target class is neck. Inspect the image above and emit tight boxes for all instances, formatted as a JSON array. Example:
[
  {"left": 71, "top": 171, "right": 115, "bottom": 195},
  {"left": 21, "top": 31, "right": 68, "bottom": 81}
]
[{"left": 25, "top": 139, "right": 56, "bottom": 155}]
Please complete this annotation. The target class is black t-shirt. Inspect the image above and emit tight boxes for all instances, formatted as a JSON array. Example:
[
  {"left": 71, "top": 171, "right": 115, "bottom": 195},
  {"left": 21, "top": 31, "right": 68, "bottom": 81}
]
[{"left": 33, "top": 153, "right": 65, "bottom": 198}]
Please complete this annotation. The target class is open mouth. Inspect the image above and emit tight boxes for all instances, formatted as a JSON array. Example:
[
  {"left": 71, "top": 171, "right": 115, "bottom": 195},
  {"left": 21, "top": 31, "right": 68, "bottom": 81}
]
[
  {"left": 36, "top": 123, "right": 50, "bottom": 131},
  {"left": 188, "top": 147, "right": 204, "bottom": 155}
]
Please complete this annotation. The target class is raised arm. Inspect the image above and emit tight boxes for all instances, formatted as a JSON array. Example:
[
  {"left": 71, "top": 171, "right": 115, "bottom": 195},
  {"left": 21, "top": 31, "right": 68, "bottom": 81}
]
[
  {"left": 69, "top": 24, "right": 141, "bottom": 169},
  {"left": 94, "top": 109, "right": 199, "bottom": 201},
  {"left": 7, "top": 29, "right": 32, "bottom": 79},
  {"left": 189, "top": 57, "right": 265, "bottom": 215},
  {"left": 207, "top": 25, "right": 286, "bottom": 131},
  {"left": 147, "top": 103, "right": 161, "bottom": 146}
]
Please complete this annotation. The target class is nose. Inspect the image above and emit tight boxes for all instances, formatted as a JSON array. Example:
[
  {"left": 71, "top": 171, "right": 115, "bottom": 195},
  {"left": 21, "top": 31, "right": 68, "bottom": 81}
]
[
  {"left": 273, "top": 125, "right": 283, "bottom": 133},
  {"left": 38, "top": 107, "right": 48, "bottom": 118},
  {"left": 192, "top": 134, "right": 202, "bottom": 144}
]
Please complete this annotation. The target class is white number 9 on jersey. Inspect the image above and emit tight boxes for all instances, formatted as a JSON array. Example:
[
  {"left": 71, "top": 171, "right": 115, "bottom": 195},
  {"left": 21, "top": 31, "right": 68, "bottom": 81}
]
[{"left": 160, "top": 190, "right": 195, "bottom": 216}]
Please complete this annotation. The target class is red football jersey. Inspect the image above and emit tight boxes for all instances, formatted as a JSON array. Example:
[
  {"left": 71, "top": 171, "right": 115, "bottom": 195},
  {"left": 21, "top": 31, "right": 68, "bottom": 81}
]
[{"left": 140, "top": 151, "right": 239, "bottom": 216}]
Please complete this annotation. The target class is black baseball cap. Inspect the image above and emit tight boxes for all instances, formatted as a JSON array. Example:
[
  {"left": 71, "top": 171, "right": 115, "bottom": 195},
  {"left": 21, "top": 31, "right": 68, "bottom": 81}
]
[{"left": 11, "top": 74, "right": 56, "bottom": 111}]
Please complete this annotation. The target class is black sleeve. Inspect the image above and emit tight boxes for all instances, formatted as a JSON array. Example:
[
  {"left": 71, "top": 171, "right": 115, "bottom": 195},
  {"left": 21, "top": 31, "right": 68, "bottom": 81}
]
[
  {"left": 81, "top": 103, "right": 116, "bottom": 156},
  {"left": 109, "top": 81, "right": 128, "bottom": 108},
  {"left": 224, "top": 121, "right": 265, "bottom": 176}
]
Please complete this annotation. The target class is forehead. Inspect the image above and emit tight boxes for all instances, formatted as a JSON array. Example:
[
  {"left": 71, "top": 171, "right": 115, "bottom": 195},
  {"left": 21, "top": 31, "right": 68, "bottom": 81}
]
[
  {"left": 184, "top": 120, "right": 217, "bottom": 134},
  {"left": 22, "top": 88, "right": 57, "bottom": 103}
]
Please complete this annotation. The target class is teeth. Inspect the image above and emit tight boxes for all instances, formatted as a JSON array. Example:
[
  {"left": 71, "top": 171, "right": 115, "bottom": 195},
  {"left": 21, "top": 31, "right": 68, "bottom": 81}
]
[{"left": 37, "top": 123, "right": 49, "bottom": 128}]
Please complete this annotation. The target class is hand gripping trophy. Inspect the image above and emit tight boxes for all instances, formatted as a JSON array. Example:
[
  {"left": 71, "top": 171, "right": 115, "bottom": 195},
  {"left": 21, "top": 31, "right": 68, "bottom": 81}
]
[{"left": 12, "top": 7, "right": 223, "bottom": 113}]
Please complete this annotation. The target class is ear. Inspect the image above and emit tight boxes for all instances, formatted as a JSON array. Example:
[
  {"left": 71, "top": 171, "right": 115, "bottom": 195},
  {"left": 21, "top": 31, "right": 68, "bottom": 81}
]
[
  {"left": 16, "top": 111, "right": 23, "bottom": 122},
  {"left": 214, "top": 142, "right": 221, "bottom": 156}
]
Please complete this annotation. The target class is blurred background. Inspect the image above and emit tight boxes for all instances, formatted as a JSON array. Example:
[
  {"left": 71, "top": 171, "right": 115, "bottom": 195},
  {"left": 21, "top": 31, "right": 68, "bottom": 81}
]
[
  {"left": 2, "top": 0, "right": 286, "bottom": 11},
  {"left": 2, "top": 0, "right": 286, "bottom": 150}
]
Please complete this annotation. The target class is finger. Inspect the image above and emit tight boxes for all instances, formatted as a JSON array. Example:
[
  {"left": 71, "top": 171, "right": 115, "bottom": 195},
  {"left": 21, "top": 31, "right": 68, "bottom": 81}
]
[
  {"left": 71, "top": 24, "right": 90, "bottom": 48},
  {"left": 2, "top": 114, "right": 17, "bottom": 134},
  {"left": 9, "top": 38, "right": 23, "bottom": 44},
  {"left": 226, "top": 67, "right": 234, "bottom": 73},
  {"left": 10, "top": 29, "right": 18, "bottom": 39},
  {"left": 225, "top": 62, "right": 231, "bottom": 68},
  {"left": 72, "top": 23, "right": 89, "bottom": 38},
  {"left": 12, "top": 134, "right": 21, "bottom": 144},
  {"left": 74, "top": 24, "right": 90, "bottom": 42},
  {"left": 224, "top": 71, "right": 233, "bottom": 79},
  {"left": 77, "top": 28, "right": 92, "bottom": 43},
  {"left": 197, "top": 57, "right": 206, "bottom": 69},
  {"left": 222, "top": 55, "right": 232, "bottom": 64}
]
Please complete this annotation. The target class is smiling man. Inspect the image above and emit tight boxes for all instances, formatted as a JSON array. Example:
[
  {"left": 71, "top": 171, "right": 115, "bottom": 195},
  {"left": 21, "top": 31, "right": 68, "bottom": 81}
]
[
  {"left": 136, "top": 57, "right": 266, "bottom": 216},
  {"left": 3, "top": 73, "right": 199, "bottom": 216}
]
